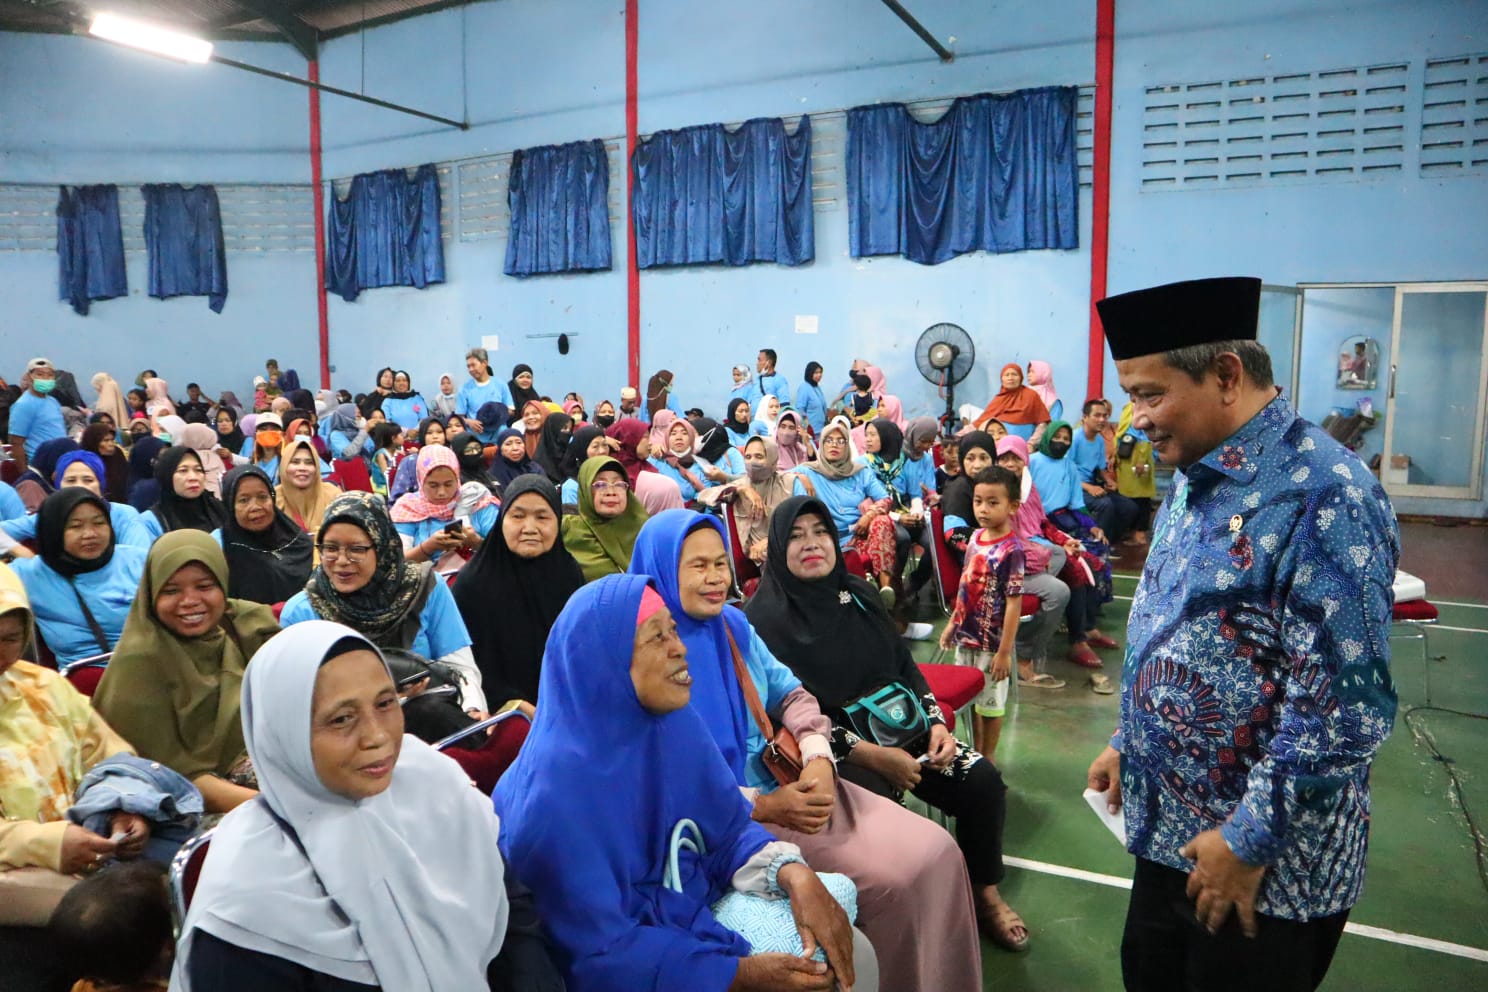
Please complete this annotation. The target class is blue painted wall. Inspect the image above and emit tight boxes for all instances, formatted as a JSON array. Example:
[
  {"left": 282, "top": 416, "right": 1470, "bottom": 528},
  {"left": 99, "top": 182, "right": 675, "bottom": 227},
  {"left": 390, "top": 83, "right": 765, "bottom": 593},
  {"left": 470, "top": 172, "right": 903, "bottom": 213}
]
[{"left": 3, "top": 0, "right": 1485, "bottom": 513}]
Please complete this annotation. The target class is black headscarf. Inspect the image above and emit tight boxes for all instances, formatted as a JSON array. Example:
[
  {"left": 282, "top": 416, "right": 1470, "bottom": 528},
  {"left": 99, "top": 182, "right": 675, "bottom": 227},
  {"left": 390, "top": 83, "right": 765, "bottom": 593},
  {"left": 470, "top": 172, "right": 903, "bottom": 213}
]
[
  {"left": 726, "top": 398, "right": 751, "bottom": 431},
  {"left": 36, "top": 489, "right": 116, "bottom": 577},
  {"left": 449, "top": 432, "right": 497, "bottom": 494},
  {"left": 149, "top": 446, "right": 229, "bottom": 534},
  {"left": 867, "top": 419, "right": 904, "bottom": 462},
  {"left": 507, "top": 364, "right": 541, "bottom": 414},
  {"left": 941, "top": 430, "right": 997, "bottom": 533},
  {"left": 693, "top": 418, "right": 731, "bottom": 464},
  {"left": 218, "top": 465, "right": 314, "bottom": 605},
  {"left": 490, "top": 428, "right": 543, "bottom": 488},
  {"left": 80, "top": 423, "right": 129, "bottom": 504},
  {"left": 475, "top": 401, "right": 510, "bottom": 433},
  {"left": 388, "top": 371, "right": 417, "bottom": 401},
  {"left": 416, "top": 417, "right": 446, "bottom": 447},
  {"left": 533, "top": 413, "right": 573, "bottom": 484},
  {"left": 562, "top": 426, "right": 606, "bottom": 481},
  {"left": 285, "top": 389, "right": 315, "bottom": 414},
  {"left": 214, "top": 406, "right": 246, "bottom": 453},
  {"left": 452, "top": 476, "right": 583, "bottom": 706},
  {"left": 743, "top": 496, "right": 930, "bottom": 709},
  {"left": 126, "top": 436, "right": 165, "bottom": 512}
]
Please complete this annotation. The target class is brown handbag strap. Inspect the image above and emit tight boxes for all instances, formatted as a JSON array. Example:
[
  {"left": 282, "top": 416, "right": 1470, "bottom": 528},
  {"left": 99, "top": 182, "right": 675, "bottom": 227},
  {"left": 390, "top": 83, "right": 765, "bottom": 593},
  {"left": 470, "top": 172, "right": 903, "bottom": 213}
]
[{"left": 725, "top": 627, "right": 775, "bottom": 739}]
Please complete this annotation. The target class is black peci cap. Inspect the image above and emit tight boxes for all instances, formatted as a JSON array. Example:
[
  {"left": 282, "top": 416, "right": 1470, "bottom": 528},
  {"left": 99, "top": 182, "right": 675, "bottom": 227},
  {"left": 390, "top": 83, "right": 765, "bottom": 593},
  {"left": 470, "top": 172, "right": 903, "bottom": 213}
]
[{"left": 1096, "top": 277, "right": 1262, "bottom": 361}]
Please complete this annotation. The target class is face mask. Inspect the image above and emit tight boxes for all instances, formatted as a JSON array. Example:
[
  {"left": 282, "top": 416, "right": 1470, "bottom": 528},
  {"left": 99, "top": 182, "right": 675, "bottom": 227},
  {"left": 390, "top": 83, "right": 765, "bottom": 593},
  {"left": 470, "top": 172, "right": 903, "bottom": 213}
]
[
  {"left": 746, "top": 461, "right": 773, "bottom": 483},
  {"left": 258, "top": 430, "right": 284, "bottom": 449},
  {"left": 595, "top": 414, "right": 615, "bottom": 429},
  {"left": 778, "top": 427, "right": 798, "bottom": 445},
  {"left": 557, "top": 432, "right": 572, "bottom": 446},
  {"left": 32, "top": 378, "right": 56, "bottom": 395},
  {"left": 1048, "top": 441, "right": 1071, "bottom": 458}
]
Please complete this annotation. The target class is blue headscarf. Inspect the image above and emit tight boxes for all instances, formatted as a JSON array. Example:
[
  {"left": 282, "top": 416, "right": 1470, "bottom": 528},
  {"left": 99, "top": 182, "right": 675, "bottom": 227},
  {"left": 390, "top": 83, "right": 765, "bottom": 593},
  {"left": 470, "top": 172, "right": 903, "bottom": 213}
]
[
  {"left": 494, "top": 574, "right": 772, "bottom": 991},
  {"left": 52, "top": 449, "right": 107, "bottom": 490},
  {"left": 628, "top": 510, "right": 752, "bottom": 779}
]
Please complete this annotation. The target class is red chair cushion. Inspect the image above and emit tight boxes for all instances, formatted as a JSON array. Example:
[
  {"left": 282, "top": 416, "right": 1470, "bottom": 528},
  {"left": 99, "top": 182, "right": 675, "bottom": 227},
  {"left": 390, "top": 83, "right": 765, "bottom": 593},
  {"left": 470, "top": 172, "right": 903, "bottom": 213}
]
[
  {"left": 841, "top": 548, "right": 871, "bottom": 580},
  {"left": 182, "top": 838, "right": 211, "bottom": 911},
  {"left": 65, "top": 666, "right": 106, "bottom": 697},
  {"left": 724, "top": 503, "right": 761, "bottom": 588},
  {"left": 1393, "top": 600, "right": 1439, "bottom": 622},
  {"left": 918, "top": 663, "right": 985, "bottom": 734},
  {"left": 331, "top": 458, "right": 374, "bottom": 493}
]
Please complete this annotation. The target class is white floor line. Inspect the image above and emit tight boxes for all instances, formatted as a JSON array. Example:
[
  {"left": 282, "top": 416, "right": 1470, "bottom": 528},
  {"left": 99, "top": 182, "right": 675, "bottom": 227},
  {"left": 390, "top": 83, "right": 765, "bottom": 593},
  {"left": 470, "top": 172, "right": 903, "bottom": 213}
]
[
  {"left": 1108, "top": 598, "right": 1488, "bottom": 632},
  {"left": 1435, "top": 600, "right": 1488, "bottom": 610},
  {"left": 1004, "top": 855, "right": 1488, "bottom": 963}
]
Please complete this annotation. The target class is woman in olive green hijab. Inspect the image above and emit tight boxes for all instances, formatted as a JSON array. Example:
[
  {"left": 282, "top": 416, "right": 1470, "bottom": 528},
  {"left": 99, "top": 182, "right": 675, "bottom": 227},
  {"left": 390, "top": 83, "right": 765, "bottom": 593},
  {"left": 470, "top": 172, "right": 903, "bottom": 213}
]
[
  {"left": 93, "top": 531, "right": 280, "bottom": 814},
  {"left": 560, "top": 455, "right": 650, "bottom": 582}
]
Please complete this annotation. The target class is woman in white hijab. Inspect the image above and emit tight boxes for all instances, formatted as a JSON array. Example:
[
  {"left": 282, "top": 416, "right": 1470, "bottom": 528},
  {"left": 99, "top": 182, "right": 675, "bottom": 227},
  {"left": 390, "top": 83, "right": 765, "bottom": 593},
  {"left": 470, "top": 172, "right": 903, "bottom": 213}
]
[{"left": 173, "top": 620, "right": 509, "bottom": 992}]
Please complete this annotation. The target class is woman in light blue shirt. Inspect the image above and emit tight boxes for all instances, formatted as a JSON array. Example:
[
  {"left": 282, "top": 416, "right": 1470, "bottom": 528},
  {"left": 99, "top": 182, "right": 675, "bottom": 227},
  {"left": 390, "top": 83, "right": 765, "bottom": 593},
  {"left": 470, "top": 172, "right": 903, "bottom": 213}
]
[
  {"left": 2, "top": 451, "right": 150, "bottom": 550},
  {"left": 277, "top": 491, "right": 486, "bottom": 713},
  {"left": 791, "top": 417, "right": 900, "bottom": 598},
  {"left": 379, "top": 371, "right": 432, "bottom": 430},
  {"left": 693, "top": 419, "right": 745, "bottom": 482},
  {"left": 456, "top": 348, "right": 514, "bottom": 444},
  {"left": 10, "top": 489, "right": 147, "bottom": 664},
  {"left": 795, "top": 361, "right": 829, "bottom": 436}
]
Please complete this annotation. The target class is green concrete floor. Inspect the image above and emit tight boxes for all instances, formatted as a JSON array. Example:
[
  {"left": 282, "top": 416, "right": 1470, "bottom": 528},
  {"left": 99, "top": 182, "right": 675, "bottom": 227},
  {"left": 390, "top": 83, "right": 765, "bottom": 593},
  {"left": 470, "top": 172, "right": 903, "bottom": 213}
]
[{"left": 907, "top": 571, "right": 1488, "bottom": 991}]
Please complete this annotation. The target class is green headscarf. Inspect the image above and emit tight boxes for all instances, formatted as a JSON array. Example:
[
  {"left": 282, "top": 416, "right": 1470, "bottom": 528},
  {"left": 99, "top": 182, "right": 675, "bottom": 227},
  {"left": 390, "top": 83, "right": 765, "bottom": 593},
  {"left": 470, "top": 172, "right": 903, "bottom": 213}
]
[
  {"left": 93, "top": 531, "right": 281, "bottom": 781},
  {"left": 1038, "top": 419, "right": 1074, "bottom": 457},
  {"left": 560, "top": 455, "right": 649, "bottom": 582}
]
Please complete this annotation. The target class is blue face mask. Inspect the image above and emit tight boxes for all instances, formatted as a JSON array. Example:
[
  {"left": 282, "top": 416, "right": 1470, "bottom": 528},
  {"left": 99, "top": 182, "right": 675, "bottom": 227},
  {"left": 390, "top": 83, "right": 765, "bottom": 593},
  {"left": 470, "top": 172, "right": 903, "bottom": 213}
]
[{"left": 32, "top": 378, "right": 57, "bottom": 395}]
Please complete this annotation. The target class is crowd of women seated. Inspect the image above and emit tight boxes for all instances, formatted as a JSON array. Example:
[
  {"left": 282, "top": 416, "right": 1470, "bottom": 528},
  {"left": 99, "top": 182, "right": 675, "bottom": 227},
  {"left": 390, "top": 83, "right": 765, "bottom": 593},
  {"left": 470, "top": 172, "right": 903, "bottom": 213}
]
[{"left": 0, "top": 349, "right": 1155, "bottom": 991}]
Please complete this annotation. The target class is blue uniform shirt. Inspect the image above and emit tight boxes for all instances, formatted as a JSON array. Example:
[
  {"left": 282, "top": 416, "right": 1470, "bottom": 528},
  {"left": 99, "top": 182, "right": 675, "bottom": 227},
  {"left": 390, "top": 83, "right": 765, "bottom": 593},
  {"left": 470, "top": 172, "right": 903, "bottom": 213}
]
[
  {"left": 8, "top": 393, "right": 67, "bottom": 458},
  {"left": 279, "top": 578, "right": 472, "bottom": 663},
  {"left": 1117, "top": 397, "right": 1398, "bottom": 921}
]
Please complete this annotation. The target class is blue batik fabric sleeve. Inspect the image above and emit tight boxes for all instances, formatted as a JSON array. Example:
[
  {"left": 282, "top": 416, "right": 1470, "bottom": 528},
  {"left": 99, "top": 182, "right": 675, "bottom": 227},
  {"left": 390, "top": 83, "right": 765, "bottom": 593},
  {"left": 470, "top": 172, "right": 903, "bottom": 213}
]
[{"left": 1220, "top": 481, "right": 1399, "bottom": 868}]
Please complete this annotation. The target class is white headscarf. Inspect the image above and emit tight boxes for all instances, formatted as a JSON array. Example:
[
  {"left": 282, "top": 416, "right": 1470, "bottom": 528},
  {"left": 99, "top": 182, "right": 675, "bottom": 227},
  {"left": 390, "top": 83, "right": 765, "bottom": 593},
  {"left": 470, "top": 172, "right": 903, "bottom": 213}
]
[{"left": 173, "top": 621, "right": 509, "bottom": 992}]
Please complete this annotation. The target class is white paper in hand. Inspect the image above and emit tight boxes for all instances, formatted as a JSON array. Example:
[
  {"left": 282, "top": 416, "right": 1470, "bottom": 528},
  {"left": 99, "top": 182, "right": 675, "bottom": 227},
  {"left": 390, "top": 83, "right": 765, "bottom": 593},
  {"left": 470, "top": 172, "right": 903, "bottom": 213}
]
[{"left": 1083, "top": 787, "right": 1127, "bottom": 846}]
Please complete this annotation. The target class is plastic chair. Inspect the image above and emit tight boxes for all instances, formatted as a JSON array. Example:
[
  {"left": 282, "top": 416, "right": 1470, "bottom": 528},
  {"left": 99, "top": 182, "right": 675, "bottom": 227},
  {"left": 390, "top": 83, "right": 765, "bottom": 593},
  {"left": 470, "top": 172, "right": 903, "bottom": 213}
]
[
  {"left": 722, "top": 502, "right": 761, "bottom": 596},
  {"left": 916, "top": 663, "right": 983, "bottom": 735},
  {"left": 331, "top": 458, "right": 374, "bottom": 493},
  {"left": 437, "top": 709, "right": 533, "bottom": 795},
  {"left": 168, "top": 828, "right": 215, "bottom": 935},
  {"left": 926, "top": 506, "right": 1038, "bottom": 622},
  {"left": 1391, "top": 598, "right": 1439, "bottom": 670},
  {"left": 60, "top": 651, "right": 112, "bottom": 696}
]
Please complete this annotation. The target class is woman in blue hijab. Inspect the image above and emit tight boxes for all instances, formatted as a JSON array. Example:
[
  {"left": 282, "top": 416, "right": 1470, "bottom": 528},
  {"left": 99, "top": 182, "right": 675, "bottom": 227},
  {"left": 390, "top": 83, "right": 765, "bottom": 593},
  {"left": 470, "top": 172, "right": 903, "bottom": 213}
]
[
  {"left": 494, "top": 573, "right": 864, "bottom": 992},
  {"left": 629, "top": 510, "right": 982, "bottom": 990}
]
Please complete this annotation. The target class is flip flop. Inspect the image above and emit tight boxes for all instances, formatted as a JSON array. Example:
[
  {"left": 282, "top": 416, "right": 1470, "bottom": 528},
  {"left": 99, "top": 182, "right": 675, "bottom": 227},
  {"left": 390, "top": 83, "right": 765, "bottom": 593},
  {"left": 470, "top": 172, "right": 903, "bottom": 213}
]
[
  {"left": 1017, "top": 673, "right": 1066, "bottom": 689},
  {"left": 1089, "top": 674, "right": 1115, "bottom": 695}
]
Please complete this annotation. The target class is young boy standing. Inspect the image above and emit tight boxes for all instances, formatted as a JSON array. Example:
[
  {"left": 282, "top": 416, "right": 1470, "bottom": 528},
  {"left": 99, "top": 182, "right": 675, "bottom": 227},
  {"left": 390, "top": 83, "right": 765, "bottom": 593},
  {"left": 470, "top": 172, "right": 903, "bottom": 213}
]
[{"left": 939, "top": 465, "right": 1024, "bottom": 758}]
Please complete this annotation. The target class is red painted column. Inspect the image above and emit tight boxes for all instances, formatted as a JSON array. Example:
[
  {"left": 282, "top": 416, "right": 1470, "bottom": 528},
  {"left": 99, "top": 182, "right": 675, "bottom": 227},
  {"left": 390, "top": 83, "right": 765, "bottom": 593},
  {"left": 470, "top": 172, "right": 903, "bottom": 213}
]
[
  {"left": 625, "top": 0, "right": 640, "bottom": 389},
  {"left": 1087, "top": 0, "right": 1114, "bottom": 398},
  {"left": 309, "top": 60, "right": 331, "bottom": 389}
]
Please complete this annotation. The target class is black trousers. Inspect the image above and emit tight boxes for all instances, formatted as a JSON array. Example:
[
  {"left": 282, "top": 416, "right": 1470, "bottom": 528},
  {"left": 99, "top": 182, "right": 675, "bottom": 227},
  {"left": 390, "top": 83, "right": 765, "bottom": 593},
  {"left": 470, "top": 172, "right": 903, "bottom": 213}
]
[
  {"left": 1121, "top": 858, "right": 1349, "bottom": 992},
  {"left": 839, "top": 748, "right": 1007, "bottom": 887}
]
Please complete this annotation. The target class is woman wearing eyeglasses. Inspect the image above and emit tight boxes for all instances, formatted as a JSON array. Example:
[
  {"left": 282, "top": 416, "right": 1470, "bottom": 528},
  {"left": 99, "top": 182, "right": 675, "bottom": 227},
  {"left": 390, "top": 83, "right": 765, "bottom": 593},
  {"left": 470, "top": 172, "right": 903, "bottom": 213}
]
[
  {"left": 560, "top": 456, "right": 650, "bottom": 583},
  {"left": 278, "top": 492, "right": 488, "bottom": 716}
]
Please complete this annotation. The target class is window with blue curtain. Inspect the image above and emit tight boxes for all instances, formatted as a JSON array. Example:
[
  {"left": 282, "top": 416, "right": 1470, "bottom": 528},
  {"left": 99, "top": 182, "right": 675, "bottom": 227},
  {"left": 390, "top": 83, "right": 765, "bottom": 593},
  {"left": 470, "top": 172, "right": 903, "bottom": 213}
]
[
  {"left": 847, "top": 86, "right": 1079, "bottom": 265},
  {"left": 142, "top": 184, "right": 228, "bottom": 313},
  {"left": 56, "top": 185, "right": 128, "bottom": 316},
  {"left": 505, "top": 139, "right": 612, "bottom": 277},
  {"left": 631, "top": 116, "right": 813, "bottom": 269},
  {"left": 325, "top": 164, "right": 445, "bottom": 302}
]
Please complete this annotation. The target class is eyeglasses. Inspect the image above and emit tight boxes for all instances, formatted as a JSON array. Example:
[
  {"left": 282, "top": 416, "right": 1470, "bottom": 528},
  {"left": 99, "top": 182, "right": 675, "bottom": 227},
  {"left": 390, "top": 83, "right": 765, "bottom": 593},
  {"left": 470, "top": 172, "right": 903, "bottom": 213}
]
[
  {"left": 590, "top": 480, "right": 630, "bottom": 494},
  {"left": 318, "top": 542, "right": 375, "bottom": 562}
]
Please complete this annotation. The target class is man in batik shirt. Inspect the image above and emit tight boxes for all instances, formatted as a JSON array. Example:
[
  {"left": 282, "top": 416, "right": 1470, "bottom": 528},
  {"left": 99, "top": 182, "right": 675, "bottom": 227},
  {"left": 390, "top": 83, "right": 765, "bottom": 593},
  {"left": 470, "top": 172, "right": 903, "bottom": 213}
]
[{"left": 1086, "top": 277, "right": 1398, "bottom": 992}]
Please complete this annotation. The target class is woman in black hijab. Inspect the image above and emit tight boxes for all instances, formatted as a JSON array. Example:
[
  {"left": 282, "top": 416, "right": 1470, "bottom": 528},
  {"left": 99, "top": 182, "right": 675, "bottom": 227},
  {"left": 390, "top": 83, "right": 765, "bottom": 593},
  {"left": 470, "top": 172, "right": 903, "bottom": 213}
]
[
  {"left": 507, "top": 364, "right": 541, "bottom": 422},
  {"left": 217, "top": 465, "right": 314, "bottom": 605},
  {"left": 744, "top": 495, "right": 1026, "bottom": 950},
  {"left": 126, "top": 436, "right": 166, "bottom": 512},
  {"left": 145, "top": 446, "right": 229, "bottom": 537},
  {"left": 940, "top": 430, "right": 997, "bottom": 562},
  {"left": 532, "top": 413, "right": 573, "bottom": 485},
  {"left": 452, "top": 475, "right": 583, "bottom": 712},
  {"left": 449, "top": 432, "right": 498, "bottom": 495}
]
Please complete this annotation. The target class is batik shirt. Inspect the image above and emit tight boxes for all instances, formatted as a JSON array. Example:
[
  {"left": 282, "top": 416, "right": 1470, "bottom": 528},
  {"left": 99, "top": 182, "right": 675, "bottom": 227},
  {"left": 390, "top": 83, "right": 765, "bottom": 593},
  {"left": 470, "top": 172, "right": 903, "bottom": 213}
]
[
  {"left": 1115, "top": 397, "right": 1398, "bottom": 920},
  {"left": 948, "top": 530, "right": 1025, "bottom": 651}
]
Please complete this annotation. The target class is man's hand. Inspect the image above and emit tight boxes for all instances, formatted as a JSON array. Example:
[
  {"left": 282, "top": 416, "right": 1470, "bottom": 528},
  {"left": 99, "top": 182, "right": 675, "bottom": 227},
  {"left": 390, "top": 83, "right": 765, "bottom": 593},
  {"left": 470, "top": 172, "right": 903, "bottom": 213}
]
[
  {"left": 1082, "top": 482, "right": 1104, "bottom": 498},
  {"left": 465, "top": 418, "right": 483, "bottom": 434},
  {"left": 1181, "top": 829, "right": 1266, "bottom": 937},
  {"left": 1086, "top": 745, "right": 1122, "bottom": 813},
  {"left": 938, "top": 625, "right": 957, "bottom": 650}
]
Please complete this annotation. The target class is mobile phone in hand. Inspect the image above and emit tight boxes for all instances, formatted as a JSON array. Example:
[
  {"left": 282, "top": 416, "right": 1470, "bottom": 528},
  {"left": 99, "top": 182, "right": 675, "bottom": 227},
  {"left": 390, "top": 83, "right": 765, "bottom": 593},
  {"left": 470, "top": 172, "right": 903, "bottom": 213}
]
[{"left": 444, "top": 520, "right": 465, "bottom": 536}]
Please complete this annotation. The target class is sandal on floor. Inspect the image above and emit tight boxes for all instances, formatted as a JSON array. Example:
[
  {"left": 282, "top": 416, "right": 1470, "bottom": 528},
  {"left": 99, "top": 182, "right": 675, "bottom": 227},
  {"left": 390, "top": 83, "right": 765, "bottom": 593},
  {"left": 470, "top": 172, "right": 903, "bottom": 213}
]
[
  {"left": 1088, "top": 673, "right": 1115, "bottom": 694},
  {"left": 878, "top": 584, "right": 897, "bottom": 610},
  {"left": 1017, "top": 672, "right": 1066, "bottom": 689},
  {"left": 979, "top": 902, "right": 1031, "bottom": 953}
]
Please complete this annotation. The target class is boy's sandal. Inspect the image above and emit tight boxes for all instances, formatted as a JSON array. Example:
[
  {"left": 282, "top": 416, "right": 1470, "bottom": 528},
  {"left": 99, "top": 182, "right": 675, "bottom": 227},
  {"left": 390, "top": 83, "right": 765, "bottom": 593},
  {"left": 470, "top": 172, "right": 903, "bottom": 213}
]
[
  {"left": 978, "top": 902, "right": 1031, "bottom": 952},
  {"left": 1088, "top": 673, "right": 1115, "bottom": 695},
  {"left": 1017, "top": 673, "right": 1066, "bottom": 689}
]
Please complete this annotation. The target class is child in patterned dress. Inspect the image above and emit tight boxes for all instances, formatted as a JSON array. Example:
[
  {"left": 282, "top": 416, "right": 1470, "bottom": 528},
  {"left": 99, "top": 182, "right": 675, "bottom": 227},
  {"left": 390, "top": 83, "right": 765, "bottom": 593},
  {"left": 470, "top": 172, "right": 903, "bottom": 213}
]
[{"left": 939, "top": 465, "right": 1025, "bottom": 758}]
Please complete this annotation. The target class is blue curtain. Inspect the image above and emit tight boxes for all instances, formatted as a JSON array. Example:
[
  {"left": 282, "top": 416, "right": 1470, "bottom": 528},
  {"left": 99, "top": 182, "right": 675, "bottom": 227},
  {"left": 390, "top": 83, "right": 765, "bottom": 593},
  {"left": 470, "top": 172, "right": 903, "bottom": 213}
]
[
  {"left": 142, "top": 184, "right": 228, "bottom": 313},
  {"left": 56, "top": 185, "right": 127, "bottom": 316},
  {"left": 325, "top": 164, "right": 445, "bottom": 302},
  {"left": 847, "top": 86, "right": 1079, "bottom": 265},
  {"left": 505, "top": 139, "right": 612, "bottom": 277},
  {"left": 632, "top": 116, "right": 813, "bottom": 269}
]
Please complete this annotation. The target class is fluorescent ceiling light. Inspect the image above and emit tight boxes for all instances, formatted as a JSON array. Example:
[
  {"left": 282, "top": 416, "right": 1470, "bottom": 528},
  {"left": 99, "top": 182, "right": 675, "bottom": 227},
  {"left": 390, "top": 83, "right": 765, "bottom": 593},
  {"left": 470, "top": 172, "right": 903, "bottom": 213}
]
[{"left": 89, "top": 13, "right": 213, "bottom": 64}]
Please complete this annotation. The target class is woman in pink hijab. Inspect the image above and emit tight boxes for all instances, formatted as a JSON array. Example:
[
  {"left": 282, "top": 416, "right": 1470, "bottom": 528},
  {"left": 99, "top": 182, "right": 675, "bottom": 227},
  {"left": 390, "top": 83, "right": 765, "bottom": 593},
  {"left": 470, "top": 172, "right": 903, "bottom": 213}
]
[{"left": 1025, "top": 360, "right": 1063, "bottom": 423}]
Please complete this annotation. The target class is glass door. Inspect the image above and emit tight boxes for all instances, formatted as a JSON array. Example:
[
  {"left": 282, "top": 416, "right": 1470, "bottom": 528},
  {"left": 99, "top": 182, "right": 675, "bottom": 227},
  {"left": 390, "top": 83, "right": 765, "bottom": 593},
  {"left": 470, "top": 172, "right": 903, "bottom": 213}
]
[{"left": 1382, "top": 285, "right": 1488, "bottom": 500}]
